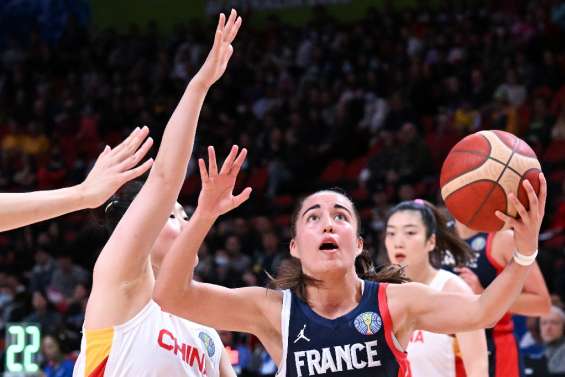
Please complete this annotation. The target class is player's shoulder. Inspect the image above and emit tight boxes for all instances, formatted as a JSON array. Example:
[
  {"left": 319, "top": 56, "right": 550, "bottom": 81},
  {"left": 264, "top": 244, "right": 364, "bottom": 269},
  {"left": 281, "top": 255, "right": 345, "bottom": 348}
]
[
  {"left": 387, "top": 281, "right": 431, "bottom": 298},
  {"left": 439, "top": 270, "right": 474, "bottom": 294},
  {"left": 492, "top": 229, "right": 514, "bottom": 243},
  {"left": 491, "top": 229, "right": 515, "bottom": 261}
]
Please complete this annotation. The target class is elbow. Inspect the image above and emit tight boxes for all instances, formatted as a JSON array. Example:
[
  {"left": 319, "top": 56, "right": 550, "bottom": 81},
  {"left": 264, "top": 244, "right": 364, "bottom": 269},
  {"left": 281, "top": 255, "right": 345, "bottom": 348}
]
[
  {"left": 474, "top": 303, "right": 498, "bottom": 330},
  {"left": 540, "top": 294, "right": 552, "bottom": 316}
]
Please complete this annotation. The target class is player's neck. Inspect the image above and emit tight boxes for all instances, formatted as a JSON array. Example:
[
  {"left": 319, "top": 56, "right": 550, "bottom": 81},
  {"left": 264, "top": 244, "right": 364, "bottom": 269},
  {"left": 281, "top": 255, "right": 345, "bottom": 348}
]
[
  {"left": 455, "top": 221, "right": 477, "bottom": 240},
  {"left": 306, "top": 271, "right": 363, "bottom": 320},
  {"left": 407, "top": 263, "right": 437, "bottom": 285}
]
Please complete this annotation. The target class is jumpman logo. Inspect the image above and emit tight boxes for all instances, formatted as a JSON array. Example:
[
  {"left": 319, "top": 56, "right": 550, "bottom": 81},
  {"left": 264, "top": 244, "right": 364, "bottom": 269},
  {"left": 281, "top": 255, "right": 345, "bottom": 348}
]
[{"left": 293, "top": 324, "right": 311, "bottom": 343}]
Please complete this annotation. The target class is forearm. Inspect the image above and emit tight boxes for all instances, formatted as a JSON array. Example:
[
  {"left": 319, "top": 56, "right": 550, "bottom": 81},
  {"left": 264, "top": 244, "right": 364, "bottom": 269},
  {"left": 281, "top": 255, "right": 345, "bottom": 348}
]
[
  {"left": 466, "top": 365, "right": 489, "bottom": 377},
  {"left": 154, "top": 208, "right": 217, "bottom": 306},
  {"left": 0, "top": 186, "right": 88, "bottom": 231},
  {"left": 148, "top": 79, "right": 208, "bottom": 191},
  {"left": 477, "top": 261, "right": 531, "bottom": 327},
  {"left": 456, "top": 330, "right": 488, "bottom": 377},
  {"left": 510, "top": 292, "right": 551, "bottom": 316}
]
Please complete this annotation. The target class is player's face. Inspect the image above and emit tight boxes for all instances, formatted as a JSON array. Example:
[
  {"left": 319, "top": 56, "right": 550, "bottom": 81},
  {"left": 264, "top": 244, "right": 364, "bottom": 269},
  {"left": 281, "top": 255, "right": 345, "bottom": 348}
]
[
  {"left": 151, "top": 202, "right": 191, "bottom": 271},
  {"left": 540, "top": 310, "right": 564, "bottom": 343},
  {"left": 290, "top": 192, "right": 363, "bottom": 278},
  {"left": 385, "top": 210, "right": 435, "bottom": 270}
]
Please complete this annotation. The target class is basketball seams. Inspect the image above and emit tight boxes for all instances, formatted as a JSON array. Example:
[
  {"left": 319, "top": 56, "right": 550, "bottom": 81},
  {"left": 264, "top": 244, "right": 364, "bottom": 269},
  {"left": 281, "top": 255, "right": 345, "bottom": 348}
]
[
  {"left": 441, "top": 130, "right": 541, "bottom": 232},
  {"left": 445, "top": 150, "right": 529, "bottom": 178},
  {"left": 466, "top": 135, "right": 518, "bottom": 227},
  {"left": 441, "top": 158, "right": 504, "bottom": 199},
  {"left": 440, "top": 134, "right": 491, "bottom": 186}
]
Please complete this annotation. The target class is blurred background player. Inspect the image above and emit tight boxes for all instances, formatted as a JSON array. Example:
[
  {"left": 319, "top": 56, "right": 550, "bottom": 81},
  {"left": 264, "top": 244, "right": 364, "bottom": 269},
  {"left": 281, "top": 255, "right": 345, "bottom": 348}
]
[
  {"left": 443, "top": 220, "right": 551, "bottom": 377},
  {"left": 385, "top": 199, "right": 488, "bottom": 377}
]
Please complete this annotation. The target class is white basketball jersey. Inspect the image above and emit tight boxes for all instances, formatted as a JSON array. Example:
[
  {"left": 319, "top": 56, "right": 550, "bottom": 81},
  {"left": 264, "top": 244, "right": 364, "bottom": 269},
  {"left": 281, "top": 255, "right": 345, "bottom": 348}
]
[
  {"left": 73, "top": 300, "right": 223, "bottom": 377},
  {"left": 407, "top": 270, "right": 462, "bottom": 377}
]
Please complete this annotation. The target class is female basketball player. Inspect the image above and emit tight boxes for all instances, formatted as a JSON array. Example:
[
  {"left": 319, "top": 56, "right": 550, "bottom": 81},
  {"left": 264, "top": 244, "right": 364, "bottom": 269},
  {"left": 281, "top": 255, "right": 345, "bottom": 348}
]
[
  {"left": 72, "top": 11, "right": 242, "bottom": 377},
  {"left": 385, "top": 200, "right": 488, "bottom": 377},
  {"left": 0, "top": 127, "right": 153, "bottom": 232},
  {"left": 446, "top": 219, "right": 551, "bottom": 377},
  {"left": 154, "top": 144, "right": 546, "bottom": 377}
]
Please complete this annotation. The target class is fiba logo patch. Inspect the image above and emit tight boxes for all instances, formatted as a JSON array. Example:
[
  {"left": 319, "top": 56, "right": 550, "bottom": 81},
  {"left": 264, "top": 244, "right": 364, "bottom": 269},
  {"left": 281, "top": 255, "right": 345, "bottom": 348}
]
[
  {"left": 471, "top": 237, "right": 486, "bottom": 251},
  {"left": 353, "top": 312, "right": 382, "bottom": 336},
  {"left": 198, "top": 331, "right": 215, "bottom": 358}
]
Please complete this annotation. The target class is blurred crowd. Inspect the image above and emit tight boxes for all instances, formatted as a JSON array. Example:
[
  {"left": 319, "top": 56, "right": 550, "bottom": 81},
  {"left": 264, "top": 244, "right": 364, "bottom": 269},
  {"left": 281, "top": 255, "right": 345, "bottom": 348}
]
[{"left": 0, "top": 0, "right": 564, "bottom": 376}]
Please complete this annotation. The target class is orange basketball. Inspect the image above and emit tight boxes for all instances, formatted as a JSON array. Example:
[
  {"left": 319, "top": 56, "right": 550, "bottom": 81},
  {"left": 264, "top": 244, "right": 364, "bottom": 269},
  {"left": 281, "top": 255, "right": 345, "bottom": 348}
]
[{"left": 440, "top": 130, "right": 541, "bottom": 232}]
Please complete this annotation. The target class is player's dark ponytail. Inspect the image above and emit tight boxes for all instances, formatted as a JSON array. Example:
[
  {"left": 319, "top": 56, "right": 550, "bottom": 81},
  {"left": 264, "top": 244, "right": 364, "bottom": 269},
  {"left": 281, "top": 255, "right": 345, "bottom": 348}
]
[
  {"left": 385, "top": 200, "right": 473, "bottom": 268},
  {"left": 98, "top": 179, "right": 145, "bottom": 234}
]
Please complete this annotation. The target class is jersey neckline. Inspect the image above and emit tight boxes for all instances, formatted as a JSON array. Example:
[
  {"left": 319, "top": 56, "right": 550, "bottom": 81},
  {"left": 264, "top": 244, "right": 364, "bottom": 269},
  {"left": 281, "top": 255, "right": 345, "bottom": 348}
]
[{"left": 294, "top": 280, "right": 373, "bottom": 328}]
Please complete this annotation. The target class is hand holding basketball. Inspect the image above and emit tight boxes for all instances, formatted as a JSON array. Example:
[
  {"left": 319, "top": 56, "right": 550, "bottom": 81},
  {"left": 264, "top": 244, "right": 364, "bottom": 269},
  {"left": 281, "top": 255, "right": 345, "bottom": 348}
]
[
  {"left": 197, "top": 145, "right": 252, "bottom": 219},
  {"left": 440, "top": 130, "right": 542, "bottom": 232},
  {"left": 193, "top": 10, "right": 242, "bottom": 89},
  {"left": 494, "top": 173, "right": 547, "bottom": 256}
]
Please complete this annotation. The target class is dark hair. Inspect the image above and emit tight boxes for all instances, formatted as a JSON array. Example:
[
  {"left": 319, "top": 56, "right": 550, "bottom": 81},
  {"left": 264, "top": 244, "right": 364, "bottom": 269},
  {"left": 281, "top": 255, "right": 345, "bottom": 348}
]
[
  {"left": 102, "top": 179, "right": 145, "bottom": 233},
  {"left": 385, "top": 200, "right": 473, "bottom": 268},
  {"left": 272, "top": 188, "right": 408, "bottom": 303}
]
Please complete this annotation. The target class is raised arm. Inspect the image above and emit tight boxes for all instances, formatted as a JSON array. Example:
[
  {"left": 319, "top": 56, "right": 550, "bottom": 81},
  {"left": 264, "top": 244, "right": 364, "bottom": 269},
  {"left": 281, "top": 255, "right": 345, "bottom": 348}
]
[
  {"left": 390, "top": 175, "right": 546, "bottom": 341},
  {"left": 0, "top": 127, "right": 153, "bottom": 232},
  {"left": 86, "top": 11, "right": 243, "bottom": 328},
  {"left": 154, "top": 147, "right": 282, "bottom": 350}
]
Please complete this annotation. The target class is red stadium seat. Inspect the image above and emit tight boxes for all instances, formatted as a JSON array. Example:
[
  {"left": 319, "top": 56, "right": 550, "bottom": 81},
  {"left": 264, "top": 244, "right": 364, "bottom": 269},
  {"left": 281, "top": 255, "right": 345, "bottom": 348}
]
[
  {"left": 273, "top": 195, "right": 294, "bottom": 209},
  {"left": 246, "top": 167, "right": 269, "bottom": 193},
  {"left": 344, "top": 157, "right": 368, "bottom": 182},
  {"left": 320, "top": 159, "right": 345, "bottom": 184},
  {"left": 544, "top": 140, "right": 565, "bottom": 163},
  {"left": 351, "top": 187, "right": 369, "bottom": 201},
  {"left": 274, "top": 213, "right": 291, "bottom": 227},
  {"left": 181, "top": 175, "right": 201, "bottom": 197}
]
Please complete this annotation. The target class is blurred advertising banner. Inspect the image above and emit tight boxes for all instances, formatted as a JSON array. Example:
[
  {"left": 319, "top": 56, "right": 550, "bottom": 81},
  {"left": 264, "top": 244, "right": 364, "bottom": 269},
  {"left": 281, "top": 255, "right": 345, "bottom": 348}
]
[{"left": 205, "top": 0, "right": 351, "bottom": 14}]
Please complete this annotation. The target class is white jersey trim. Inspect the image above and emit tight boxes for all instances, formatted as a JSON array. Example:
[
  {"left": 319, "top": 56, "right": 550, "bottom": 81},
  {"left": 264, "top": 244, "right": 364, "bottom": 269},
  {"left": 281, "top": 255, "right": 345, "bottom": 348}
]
[{"left": 275, "top": 289, "right": 291, "bottom": 377}]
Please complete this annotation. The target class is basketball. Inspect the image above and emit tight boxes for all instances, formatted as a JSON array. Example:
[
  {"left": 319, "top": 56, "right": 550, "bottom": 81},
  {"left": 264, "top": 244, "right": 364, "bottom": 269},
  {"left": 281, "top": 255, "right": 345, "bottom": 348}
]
[{"left": 440, "top": 130, "right": 542, "bottom": 232}]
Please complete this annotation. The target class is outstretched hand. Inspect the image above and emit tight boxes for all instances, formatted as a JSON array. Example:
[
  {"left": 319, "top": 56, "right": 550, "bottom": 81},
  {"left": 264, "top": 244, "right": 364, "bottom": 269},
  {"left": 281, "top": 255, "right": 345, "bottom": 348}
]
[
  {"left": 194, "top": 9, "right": 242, "bottom": 89},
  {"left": 80, "top": 127, "right": 154, "bottom": 208},
  {"left": 197, "top": 145, "right": 251, "bottom": 219},
  {"left": 495, "top": 173, "right": 547, "bottom": 256}
]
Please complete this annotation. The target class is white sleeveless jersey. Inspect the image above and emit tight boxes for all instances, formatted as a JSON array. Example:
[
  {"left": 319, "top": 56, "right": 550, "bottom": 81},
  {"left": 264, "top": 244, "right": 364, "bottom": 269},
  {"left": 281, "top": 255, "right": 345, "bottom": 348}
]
[
  {"left": 406, "top": 270, "right": 464, "bottom": 377},
  {"left": 73, "top": 300, "right": 223, "bottom": 377}
]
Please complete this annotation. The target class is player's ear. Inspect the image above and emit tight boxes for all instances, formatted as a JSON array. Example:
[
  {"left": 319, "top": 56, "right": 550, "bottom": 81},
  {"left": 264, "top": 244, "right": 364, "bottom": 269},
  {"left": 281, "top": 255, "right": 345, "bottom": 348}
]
[
  {"left": 426, "top": 234, "right": 436, "bottom": 254},
  {"left": 290, "top": 239, "right": 298, "bottom": 258},
  {"left": 356, "top": 236, "right": 363, "bottom": 256}
]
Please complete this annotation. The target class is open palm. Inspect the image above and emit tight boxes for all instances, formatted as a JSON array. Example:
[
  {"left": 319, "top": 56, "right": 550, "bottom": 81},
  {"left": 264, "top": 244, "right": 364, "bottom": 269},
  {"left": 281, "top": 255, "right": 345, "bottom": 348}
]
[
  {"left": 195, "top": 9, "right": 242, "bottom": 88},
  {"left": 81, "top": 127, "right": 153, "bottom": 208},
  {"left": 197, "top": 145, "right": 251, "bottom": 218}
]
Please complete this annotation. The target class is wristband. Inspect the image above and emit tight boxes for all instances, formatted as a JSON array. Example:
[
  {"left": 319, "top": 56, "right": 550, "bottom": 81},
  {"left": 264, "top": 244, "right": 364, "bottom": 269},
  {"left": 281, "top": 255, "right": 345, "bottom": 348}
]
[{"left": 513, "top": 249, "right": 538, "bottom": 266}]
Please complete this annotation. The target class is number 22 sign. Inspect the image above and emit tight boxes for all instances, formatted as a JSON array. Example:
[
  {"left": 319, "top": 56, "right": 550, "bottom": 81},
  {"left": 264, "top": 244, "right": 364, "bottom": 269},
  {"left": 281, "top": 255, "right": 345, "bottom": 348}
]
[{"left": 5, "top": 323, "right": 41, "bottom": 375}]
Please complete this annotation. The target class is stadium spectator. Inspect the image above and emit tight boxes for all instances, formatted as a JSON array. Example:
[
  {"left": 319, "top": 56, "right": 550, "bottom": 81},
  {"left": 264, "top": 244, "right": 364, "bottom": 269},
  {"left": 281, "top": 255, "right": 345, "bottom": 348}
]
[
  {"left": 541, "top": 305, "right": 565, "bottom": 375},
  {"left": 41, "top": 333, "right": 75, "bottom": 377}
]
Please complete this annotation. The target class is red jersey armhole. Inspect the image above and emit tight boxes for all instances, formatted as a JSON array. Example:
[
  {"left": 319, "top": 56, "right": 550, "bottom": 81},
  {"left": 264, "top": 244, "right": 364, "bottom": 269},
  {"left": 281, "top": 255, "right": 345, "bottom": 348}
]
[
  {"left": 485, "top": 233, "right": 504, "bottom": 273},
  {"left": 377, "top": 283, "right": 412, "bottom": 377}
]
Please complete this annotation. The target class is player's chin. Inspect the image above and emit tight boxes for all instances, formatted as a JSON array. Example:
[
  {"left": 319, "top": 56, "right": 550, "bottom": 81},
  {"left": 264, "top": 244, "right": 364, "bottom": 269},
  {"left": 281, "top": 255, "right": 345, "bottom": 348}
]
[{"left": 315, "top": 260, "right": 350, "bottom": 275}]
